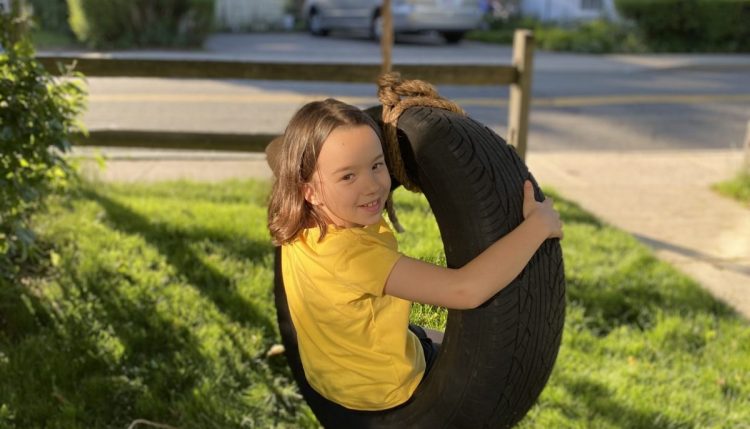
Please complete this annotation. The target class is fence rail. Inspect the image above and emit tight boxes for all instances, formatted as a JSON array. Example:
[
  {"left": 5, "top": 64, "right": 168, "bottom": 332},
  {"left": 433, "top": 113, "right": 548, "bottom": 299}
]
[
  {"left": 41, "top": 30, "right": 535, "bottom": 159},
  {"left": 38, "top": 55, "right": 519, "bottom": 85}
]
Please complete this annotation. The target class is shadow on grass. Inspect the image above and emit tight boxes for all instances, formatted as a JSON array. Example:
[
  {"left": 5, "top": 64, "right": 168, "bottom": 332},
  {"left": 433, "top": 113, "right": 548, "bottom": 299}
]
[
  {"left": 566, "top": 271, "right": 735, "bottom": 337},
  {"left": 1, "top": 269, "right": 221, "bottom": 426},
  {"left": 80, "top": 187, "right": 309, "bottom": 425},
  {"left": 81, "top": 188, "right": 277, "bottom": 337},
  {"left": 559, "top": 375, "right": 695, "bottom": 429},
  {"left": 634, "top": 233, "right": 750, "bottom": 277},
  {"left": 0, "top": 193, "right": 305, "bottom": 427}
]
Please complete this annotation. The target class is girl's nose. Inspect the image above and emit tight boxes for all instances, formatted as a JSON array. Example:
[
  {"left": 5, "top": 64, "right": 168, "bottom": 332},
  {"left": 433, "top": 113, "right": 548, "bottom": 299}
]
[{"left": 363, "top": 172, "right": 382, "bottom": 194}]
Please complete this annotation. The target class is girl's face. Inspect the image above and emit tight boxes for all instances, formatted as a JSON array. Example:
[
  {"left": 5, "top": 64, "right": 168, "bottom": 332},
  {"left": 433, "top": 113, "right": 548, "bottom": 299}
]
[{"left": 304, "top": 124, "right": 391, "bottom": 228}]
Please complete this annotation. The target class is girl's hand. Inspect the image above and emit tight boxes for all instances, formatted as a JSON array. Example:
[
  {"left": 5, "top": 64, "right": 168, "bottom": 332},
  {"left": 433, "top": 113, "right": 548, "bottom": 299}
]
[{"left": 522, "top": 180, "right": 563, "bottom": 239}]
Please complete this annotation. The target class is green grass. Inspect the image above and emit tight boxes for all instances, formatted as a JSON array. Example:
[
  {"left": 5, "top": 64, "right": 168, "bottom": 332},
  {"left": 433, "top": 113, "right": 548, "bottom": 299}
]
[
  {"left": 713, "top": 171, "right": 750, "bottom": 206},
  {"left": 1, "top": 179, "right": 748, "bottom": 428}
]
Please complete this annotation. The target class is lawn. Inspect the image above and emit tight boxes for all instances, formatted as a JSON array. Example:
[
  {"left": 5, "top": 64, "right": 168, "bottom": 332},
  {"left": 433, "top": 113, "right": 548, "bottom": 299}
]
[
  {"left": 714, "top": 171, "right": 750, "bottom": 207},
  {"left": 1, "top": 179, "right": 748, "bottom": 428}
]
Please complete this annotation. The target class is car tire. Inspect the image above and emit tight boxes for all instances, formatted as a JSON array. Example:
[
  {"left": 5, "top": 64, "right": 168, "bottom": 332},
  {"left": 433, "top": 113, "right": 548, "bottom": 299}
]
[
  {"left": 308, "top": 9, "right": 330, "bottom": 36},
  {"left": 370, "top": 13, "right": 383, "bottom": 42},
  {"left": 273, "top": 105, "right": 566, "bottom": 428},
  {"left": 441, "top": 31, "right": 466, "bottom": 44}
]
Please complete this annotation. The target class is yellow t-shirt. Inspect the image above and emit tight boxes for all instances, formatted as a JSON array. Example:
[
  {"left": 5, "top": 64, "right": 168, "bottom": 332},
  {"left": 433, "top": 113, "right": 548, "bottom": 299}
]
[{"left": 281, "top": 218, "right": 425, "bottom": 411}]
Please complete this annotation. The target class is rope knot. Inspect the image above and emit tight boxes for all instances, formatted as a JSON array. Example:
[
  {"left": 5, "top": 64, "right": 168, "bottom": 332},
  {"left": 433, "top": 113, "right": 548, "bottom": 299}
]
[{"left": 377, "top": 72, "right": 465, "bottom": 192}]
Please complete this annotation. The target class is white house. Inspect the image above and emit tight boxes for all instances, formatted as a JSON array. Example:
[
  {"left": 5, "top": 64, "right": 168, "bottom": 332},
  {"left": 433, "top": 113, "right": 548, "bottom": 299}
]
[
  {"left": 520, "top": 0, "right": 620, "bottom": 22},
  {"left": 214, "top": 0, "right": 286, "bottom": 31}
]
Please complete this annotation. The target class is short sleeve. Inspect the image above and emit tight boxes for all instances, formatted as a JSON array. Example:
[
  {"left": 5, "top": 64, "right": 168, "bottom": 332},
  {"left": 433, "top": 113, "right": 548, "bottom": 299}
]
[{"left": 330, "top": 221, "right": 401, "bottom": 297}]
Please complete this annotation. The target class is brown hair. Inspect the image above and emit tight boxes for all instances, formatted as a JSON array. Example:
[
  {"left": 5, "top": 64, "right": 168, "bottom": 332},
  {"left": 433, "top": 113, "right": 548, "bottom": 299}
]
[{"left": 267, "top": 98, "right": 384, "bottom": 246}]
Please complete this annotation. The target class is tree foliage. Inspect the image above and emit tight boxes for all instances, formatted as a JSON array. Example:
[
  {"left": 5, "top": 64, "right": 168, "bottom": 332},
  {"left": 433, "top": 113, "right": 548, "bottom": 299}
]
[
  {"left": 0, "top": 8, "right": 87, "bottom": 280},
  {"left": 67, "top": 0, "right": 215, "bottom": 48},
  {"left": 615, "top": 0, "right": 750, "bottom": 52}
]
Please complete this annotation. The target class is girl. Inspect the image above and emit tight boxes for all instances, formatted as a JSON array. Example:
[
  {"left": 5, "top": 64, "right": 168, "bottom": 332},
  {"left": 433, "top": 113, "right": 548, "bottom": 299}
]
[{"left": 267, "top": 98, "right": 562, "bottom": 412}]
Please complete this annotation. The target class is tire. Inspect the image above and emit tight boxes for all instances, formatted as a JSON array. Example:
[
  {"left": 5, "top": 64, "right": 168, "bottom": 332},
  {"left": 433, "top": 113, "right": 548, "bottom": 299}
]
[
  {"left": 274, "top": 106, "right": 566, "bottom": 428},
  {"left": 441, "top": 31, "right": 465, "bottom": 44},
  {"left": 308, "top": 9, "right": 329, "bottom": 36},
  {"left": 370, "top": 13, "right": 383, "bottom": 42}
]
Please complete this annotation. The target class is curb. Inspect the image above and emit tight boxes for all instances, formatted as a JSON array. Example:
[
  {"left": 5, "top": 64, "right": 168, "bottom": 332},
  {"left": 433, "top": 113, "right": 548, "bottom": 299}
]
[
  {"left": 37, "top": 54, "right": 518, "bottom": 85},
  {"left": 73, "top": 130, "right": 277, "bottom": 153}
]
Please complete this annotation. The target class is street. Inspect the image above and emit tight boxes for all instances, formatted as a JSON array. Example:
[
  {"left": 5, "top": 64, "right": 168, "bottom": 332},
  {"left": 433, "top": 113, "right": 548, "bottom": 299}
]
[{"left": 77, "top": 32, "right": 750, "bottom": 152}]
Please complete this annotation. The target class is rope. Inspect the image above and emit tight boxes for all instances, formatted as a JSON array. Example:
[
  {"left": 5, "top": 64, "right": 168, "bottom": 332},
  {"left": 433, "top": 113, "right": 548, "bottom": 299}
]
[
  {"left": 377, "top": 72, "right": 465, "bottom": 192},
  {"left": 380, "top": 0, "right": 393, "bottom": 74}
]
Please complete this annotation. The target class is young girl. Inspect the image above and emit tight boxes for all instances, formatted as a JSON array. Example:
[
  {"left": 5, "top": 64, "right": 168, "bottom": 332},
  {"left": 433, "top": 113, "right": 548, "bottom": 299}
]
[{"left": 267, "top": 98, "right": 562, "bottom": 412}]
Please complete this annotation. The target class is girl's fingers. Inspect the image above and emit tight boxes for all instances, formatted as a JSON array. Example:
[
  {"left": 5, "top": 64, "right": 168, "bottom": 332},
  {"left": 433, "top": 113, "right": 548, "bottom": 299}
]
[{"left": 523, "top": 180, "right": 534, "bottom": 201}]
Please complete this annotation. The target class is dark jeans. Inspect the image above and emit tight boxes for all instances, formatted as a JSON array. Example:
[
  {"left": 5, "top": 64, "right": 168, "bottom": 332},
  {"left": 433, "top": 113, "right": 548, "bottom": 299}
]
[{"left": 408, "top": 324, "right": 441, "bottom": 380}]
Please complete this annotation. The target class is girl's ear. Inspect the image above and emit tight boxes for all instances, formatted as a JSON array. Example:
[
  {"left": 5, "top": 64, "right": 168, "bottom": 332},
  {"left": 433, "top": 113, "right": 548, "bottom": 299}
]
[{"left": 302, "top": 181, "right": 320, "bottom": 206}]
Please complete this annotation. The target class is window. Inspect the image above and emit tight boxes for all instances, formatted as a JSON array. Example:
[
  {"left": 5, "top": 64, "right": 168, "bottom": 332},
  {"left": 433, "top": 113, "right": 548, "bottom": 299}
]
[{"left": 581, "top": 0, "right": 603, "bottom": 10}]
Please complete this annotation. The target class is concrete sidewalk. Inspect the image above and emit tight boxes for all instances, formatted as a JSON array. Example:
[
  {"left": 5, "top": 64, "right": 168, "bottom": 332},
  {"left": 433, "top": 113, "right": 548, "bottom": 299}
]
[
  {"left": 75, "top": 146, "right": 750, "bottom": 320},
  {"left": 527, "top": 149, "right": 749, "bottom": 319}
]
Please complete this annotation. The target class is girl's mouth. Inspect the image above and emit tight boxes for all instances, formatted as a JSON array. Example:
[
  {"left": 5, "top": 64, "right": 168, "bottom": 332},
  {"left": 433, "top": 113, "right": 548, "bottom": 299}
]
[{"left": 359, "top": 199, "right": 381, "bottom": 212}]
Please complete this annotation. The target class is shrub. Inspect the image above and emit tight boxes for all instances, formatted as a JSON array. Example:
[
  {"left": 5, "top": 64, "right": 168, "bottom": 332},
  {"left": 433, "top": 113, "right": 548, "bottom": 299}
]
[
  {"left": 28, "top": 0, "right": 71, "bottom": 33},
  {"left": 615, "top": 0, "right": 750, "bottom": 52},
  {"left": 536, "top": 19, "right": 646, "bottom": 53},
  {"left": 0, "top": 10, "right": 86, "bottom": 280},
  {"left": 469, "top": 17, "right": 647, "bottom": 53},
  {"left": 66, "top": 0, "right": 215, "bottom": 48}
]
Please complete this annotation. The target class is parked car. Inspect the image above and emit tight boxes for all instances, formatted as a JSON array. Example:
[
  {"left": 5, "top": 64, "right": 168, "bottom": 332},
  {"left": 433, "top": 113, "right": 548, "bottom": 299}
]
[{"left": 302, "top": 0, "right": 483, "bottom": 44}]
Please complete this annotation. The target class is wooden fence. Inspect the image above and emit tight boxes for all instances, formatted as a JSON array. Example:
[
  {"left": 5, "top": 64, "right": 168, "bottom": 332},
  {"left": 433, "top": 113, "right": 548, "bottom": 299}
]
[{"left": 38, "top": 30, "right": 535, "bottom": 160}]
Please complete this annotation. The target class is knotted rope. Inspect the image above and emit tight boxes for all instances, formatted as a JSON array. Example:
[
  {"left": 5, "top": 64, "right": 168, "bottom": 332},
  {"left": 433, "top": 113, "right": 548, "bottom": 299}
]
[{"left": 377, "top": 72, "right": 466, "bottom": 193}]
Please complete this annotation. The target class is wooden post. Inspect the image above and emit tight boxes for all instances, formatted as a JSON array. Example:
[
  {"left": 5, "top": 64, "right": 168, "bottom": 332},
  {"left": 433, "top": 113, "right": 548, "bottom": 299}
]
[
  {"left": 507, "top": 29, "right": 534, "bottom": 161},
  {"left": 381, "top": 0, "right": 393, "bottom": 74}
]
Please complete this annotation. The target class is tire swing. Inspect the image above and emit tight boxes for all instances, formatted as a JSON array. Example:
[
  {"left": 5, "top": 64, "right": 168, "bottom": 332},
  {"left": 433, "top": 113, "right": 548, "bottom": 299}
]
[{"left": 272, "top": 73, "right": 566, "bottom": 428}]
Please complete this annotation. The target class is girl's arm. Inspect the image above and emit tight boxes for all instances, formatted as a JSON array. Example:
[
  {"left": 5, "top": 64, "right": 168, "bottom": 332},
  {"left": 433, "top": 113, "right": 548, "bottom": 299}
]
[{"left": 384, "top": 181, "right": 562, "bottom": 310}]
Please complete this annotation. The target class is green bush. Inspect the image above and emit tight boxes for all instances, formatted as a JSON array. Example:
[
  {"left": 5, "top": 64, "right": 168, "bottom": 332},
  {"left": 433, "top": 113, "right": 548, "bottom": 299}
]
[
  {"left": 28, "top": 0, "right": 71, "bottom": 33},
  {"left": 66, "top": 0, "right": 215, "bottom": 48},
  {"left": 0, "top": 11, "right": 86, "bottom": 280},
  {"left": 615, "top": 0, "right": 750, "bottom": 52},
  {"left": 469, "top": 17, "right": 647, "bottom": 53},
  {"left": 536, "top": 19, "right": 646, "bottom": 53}
]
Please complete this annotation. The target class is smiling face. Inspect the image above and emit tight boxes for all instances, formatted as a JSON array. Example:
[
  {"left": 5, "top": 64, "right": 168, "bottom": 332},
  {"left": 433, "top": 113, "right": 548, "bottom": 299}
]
[{"left": 303, "top": 124, "right": 391, "bottom": 228}]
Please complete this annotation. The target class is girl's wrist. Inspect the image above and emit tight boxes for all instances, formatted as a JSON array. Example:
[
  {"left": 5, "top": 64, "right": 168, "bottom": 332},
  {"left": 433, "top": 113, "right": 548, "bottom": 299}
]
[{"left": 523, "top": 212, "right": 552, "bottom": 243}]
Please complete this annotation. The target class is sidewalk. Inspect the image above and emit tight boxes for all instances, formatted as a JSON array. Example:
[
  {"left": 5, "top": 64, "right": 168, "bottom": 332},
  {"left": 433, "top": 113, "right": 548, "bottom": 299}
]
[
  {"left": 75, "top": 146, "right": 750, "bottom": 320},
  {"left": 526, "top": 149, "right": 750, "bottom": 319}
]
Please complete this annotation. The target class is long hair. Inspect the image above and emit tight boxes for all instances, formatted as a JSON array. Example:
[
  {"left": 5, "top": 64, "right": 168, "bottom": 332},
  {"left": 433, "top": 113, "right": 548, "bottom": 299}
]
[{"left": 268, "top": 99, "right": 384, "bottom": 246}]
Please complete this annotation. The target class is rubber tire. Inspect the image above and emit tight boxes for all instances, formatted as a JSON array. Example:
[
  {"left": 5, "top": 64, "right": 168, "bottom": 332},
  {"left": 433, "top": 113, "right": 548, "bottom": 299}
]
[
  {"left": 441, "top": 31, "right": 465, "bottom": 44},
  {"left": 274, "top": 106, "right": 565, "bottom": 428},
  {"left": 370, "top": 13, "right": 383, "bottom": 42},
  {"left": 308, "top": 9, "right": 330, "bottom": 37}
]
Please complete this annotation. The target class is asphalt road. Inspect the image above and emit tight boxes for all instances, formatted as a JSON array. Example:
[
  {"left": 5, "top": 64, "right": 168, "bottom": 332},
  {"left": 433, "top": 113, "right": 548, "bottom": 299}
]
[{"left": 78, "top": 33, "right": 750, "bottom": 152}]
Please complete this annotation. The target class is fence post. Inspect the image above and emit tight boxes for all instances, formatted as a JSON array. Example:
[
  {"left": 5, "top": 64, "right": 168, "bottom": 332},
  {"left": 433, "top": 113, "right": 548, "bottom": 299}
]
[{"left": 507, "top": 29, "right": 534, "bottom": 161}]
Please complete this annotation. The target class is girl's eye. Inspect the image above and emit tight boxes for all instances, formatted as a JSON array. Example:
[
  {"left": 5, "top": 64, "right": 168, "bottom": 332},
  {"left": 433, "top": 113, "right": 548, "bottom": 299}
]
[
  {"left": 373, "top": 162, "right": 385, "bottom": 170},
  {"left": 341, "top": 173, "right": 354, "bottom": 181}
]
